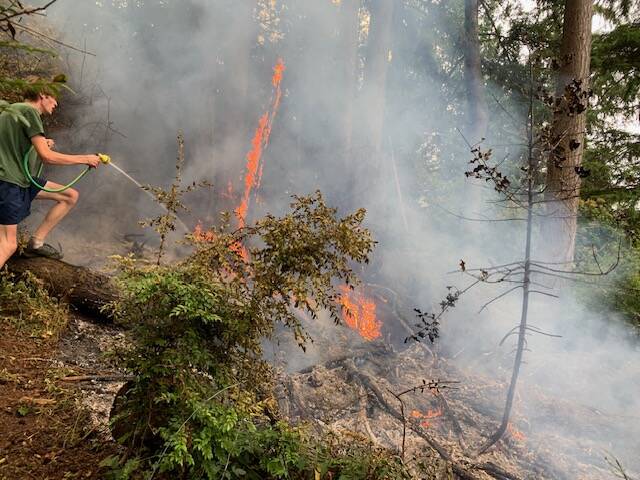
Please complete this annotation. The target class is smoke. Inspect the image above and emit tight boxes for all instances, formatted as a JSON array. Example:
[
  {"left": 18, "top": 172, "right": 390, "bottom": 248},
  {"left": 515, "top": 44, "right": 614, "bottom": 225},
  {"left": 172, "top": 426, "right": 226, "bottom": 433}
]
[{"left": 33, "top": 0, "right": 639, "bottom": 475}]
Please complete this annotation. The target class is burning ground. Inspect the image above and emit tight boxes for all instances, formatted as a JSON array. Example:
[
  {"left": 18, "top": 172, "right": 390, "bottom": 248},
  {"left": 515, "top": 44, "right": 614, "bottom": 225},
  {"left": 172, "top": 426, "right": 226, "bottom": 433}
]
[
  {"left": 2, "top": 1, "right": 638, "bottom": 478},
  {"left": 269, "top": 283, "right": 640, "bottom": 479}
]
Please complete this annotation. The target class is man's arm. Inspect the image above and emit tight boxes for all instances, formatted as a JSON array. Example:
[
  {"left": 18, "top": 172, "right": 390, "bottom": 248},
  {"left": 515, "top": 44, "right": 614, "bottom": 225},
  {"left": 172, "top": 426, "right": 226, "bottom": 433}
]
[{"left": 31, "top": 135, "right": 100, "bottom": 167}]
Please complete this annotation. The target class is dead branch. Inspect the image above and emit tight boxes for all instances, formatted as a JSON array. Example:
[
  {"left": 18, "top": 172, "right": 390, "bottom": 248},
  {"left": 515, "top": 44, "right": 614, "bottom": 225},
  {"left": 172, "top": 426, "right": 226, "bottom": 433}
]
[
  {"left": 386, "top": 388, "right": 408, "bottom": 459},
  {"left": 1, "top": 0, "right": 58, "bottom": 22},
  {"left": 478, "top": 286, "right": 522, "bottom": 313},
  {"left": 357, "top": 386, "right": 380, "bottom": 446},
  {"left": 343, "top": 361, "right": 523, "bottom": 480},
  {"left": 436, "top": 392, "right": 467, "bottom": 449},
  {"left": 61, "top": 374, "right": 133, "bottom": 383}
]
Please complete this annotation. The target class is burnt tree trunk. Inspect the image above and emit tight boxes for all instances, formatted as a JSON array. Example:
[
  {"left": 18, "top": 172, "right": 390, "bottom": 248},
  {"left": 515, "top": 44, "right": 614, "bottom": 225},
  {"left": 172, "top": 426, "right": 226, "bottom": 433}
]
[
  {"left": 464, "top": 0, "right": 488, "bottom": 142},
  {"left": 544, "top": 0, "right": 593, "bottom": 264},
  {"left": 7, "top": 256, "right": 118, "bottom": 322}
]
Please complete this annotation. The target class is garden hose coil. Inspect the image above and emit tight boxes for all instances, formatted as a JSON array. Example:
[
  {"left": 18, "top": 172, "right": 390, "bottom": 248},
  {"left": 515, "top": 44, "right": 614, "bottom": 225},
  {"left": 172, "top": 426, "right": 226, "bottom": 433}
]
[{"left": 22, "top": 146, "right": 110, "bottom": 193}]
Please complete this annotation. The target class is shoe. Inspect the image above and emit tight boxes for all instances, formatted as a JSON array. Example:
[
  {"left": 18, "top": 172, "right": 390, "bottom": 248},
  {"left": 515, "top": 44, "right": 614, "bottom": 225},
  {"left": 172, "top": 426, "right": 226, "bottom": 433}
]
[{"left": 23, "top": 242, "right": 63, "bottom": 260}]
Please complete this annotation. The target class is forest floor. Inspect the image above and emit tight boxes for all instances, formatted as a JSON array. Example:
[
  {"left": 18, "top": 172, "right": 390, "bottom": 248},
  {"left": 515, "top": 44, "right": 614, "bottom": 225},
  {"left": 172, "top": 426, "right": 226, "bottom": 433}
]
[{"left": 0, "top": 313, "right": 124, "bottom": 480}]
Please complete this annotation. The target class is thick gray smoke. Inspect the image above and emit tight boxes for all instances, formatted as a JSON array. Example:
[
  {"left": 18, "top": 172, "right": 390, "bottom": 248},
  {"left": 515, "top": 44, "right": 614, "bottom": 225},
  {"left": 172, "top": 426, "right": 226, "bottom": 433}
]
[{"left": 28, "top": 0, "right": 639, "bottom": 475}]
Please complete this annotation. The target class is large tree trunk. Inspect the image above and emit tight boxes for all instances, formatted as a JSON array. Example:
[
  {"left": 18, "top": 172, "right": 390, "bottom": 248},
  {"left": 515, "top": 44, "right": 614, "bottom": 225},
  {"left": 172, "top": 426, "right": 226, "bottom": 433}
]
[
  {"left": 337, "top": 0, "right": 361, "bottom": 164},
  {"left": 361, "top": 0, "right": 395, "bottom": 155},
  {"left": 464, "top": 0, "right": 488, "bottom": 142},
  {"left": 6, "top": 257, "right": 118, "bottom": 322},
  {"left": 544, "top": 0, "right": 593, "bottom": 264},
  {"left": 346, "top": 0, "right": 395, "bottom": 211}
]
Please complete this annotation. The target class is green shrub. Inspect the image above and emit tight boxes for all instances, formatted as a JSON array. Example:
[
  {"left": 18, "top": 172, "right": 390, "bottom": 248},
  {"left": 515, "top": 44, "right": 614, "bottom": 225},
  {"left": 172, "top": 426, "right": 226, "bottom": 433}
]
[{"left": 105, "top": 193, "right": 412, "bottom": 479}]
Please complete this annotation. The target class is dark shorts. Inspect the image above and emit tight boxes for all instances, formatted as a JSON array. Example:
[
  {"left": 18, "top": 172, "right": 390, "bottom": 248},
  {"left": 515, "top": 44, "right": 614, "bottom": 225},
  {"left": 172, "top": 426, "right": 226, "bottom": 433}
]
[{"left": 0, "top": 177, "right": 46, "bottom": 225}]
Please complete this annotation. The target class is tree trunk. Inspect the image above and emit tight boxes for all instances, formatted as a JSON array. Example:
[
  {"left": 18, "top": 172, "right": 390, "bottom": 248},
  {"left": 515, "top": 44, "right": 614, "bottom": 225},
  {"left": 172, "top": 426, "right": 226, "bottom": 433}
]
[
  {"left": 337, "top": 0, "right": 360, "bottom": 164},
  {"left": 544, "top": 0, "right": 593, "bottom": 264},
  {"left": 6, "top": 257, "right": 118, "bottom": 322},
  {"left": 347, "top": 0, "right": 394, "bottom": 211},
  {"left": 361, "top": 0, "right": 395, "bottom": 155},
  {"left": 464, "top": 0, "right": 488, "bottom": 142}
]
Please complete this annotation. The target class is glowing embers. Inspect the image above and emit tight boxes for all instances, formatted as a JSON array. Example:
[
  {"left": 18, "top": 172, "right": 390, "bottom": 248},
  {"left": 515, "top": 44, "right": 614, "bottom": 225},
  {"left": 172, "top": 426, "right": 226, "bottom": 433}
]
[
  {"left": 235, "top": 58, "right": 286, "bottom": 229},
  {"left": 338, "top": 285, "right": 382, "bottom": 341},
  {"left": 410, "top": 408, "right": 443, "bottom": 428},
  {"left": 507, "top": 422, "right": 526, "bottom": 443}
]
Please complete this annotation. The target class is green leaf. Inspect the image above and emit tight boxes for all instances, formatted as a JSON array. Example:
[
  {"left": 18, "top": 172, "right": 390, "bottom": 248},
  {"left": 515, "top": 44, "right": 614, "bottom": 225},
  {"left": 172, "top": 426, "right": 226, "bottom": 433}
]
[{"left": 17, "top": 405, "right": 31, "bottom": 417}]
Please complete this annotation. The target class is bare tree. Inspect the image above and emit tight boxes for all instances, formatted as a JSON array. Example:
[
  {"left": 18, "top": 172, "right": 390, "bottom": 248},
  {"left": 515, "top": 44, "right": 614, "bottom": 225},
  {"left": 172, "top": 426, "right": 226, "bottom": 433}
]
[{"left": 408, "top": 61, "right": 619, "bottom": 456}]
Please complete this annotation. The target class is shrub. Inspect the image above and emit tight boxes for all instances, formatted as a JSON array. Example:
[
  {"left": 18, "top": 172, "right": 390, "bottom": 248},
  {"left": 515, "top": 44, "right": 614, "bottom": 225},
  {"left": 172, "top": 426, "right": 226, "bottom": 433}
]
[{"left": 105, "top": 193, "right": 412, "bottom": 479}]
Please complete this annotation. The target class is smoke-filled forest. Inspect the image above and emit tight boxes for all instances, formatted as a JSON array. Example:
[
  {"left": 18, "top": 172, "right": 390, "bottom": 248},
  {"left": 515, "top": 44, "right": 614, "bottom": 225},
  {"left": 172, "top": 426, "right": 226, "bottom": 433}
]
[{"left": 0, "top": 0, "right": 639, "bottom": 479}]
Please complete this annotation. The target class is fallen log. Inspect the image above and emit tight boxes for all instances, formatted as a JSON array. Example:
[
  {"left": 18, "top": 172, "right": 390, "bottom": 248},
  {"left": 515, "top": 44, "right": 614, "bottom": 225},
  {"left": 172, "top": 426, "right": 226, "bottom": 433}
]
[{"left": 7, "top": 256, "right": 118, "bottom": 322}]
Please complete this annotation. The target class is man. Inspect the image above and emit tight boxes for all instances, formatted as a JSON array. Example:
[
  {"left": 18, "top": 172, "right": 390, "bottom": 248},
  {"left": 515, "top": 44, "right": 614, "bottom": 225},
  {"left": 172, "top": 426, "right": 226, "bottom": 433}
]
[{"left": 0, "top": 81, "right": 101, "bottom": 269}]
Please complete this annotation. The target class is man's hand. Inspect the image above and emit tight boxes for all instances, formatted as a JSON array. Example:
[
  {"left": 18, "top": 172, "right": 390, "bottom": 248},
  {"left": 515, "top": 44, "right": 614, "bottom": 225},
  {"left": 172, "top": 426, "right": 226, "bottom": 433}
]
[
  {"left": 85, "top": 154, "right": 101, "bottom": 168},
  {"left": 45, "top": 138, "right": 55, "bottom": 150}
]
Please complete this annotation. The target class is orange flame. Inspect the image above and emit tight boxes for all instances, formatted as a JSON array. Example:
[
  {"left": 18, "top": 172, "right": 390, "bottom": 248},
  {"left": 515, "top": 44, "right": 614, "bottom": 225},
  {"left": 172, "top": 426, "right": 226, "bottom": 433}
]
[
  {"left": 338, "top": 285, "right": 382, "bottom": 341},
  {"left": 235, "top": 58, "right": 286, "bottom": 229},
  {"left": 410, "top": 408, "right": 443, "bottom": 428},
  {"left": 192, "top": 222, "right": 248, "bottom": 261},
  {"left": 193, "top": 222, "right": 216, "bottom": 243}
]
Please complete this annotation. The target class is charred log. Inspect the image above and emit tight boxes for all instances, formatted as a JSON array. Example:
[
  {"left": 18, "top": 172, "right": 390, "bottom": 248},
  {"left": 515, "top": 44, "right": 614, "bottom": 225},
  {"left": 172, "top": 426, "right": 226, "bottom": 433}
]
[{"left": 6, "top": 256, "right": 118, "bottom": 322}]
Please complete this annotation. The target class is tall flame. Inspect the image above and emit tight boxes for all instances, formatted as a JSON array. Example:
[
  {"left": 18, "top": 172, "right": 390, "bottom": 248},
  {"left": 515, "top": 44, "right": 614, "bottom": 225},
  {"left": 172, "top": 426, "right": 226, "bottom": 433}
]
[
  {"left": 235, "top": 58, "right": 286, "bottom": 229},
  {"left": 339, "top": 285, "right": 382, "bottom": 341}
]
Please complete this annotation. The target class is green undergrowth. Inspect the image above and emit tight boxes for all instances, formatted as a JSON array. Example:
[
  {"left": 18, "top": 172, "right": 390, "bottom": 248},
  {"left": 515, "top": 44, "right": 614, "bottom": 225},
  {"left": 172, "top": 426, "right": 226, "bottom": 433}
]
[
  {"left": 102, "top": 192, "right": 427, "bottom": 479},
  {"left": 0, "top": 269, "right": 68, "bottom": 338}
]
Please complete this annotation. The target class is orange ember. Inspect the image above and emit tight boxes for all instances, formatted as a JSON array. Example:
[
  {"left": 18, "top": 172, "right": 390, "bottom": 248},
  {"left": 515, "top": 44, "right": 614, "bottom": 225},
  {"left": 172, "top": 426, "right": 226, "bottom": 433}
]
[
  {"left": 235, "top": 58, "right": 286, "bottom": 229},
  {"left": 410, "top": 408, "right": 443, "bottom": 428},
  {"left": 338, "top": 285, "right": 382, "bottom": 341},
  {"left": 507, "top": 422, "right": 526, "bottom": 443}
]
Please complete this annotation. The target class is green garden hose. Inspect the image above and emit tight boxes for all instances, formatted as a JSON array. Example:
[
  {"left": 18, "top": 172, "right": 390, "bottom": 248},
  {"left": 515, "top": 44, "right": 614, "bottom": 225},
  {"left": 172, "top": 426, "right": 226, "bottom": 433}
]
[{"left": 22, "top": 146, "right": 110, "bottom": 193}]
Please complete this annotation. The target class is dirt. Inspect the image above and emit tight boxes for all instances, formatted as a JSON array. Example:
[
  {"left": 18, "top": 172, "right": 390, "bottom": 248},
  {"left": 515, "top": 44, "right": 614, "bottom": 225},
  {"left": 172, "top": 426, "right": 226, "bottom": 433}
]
[{"left": 0, "top": 314, "right": 125, "bottom": 480}]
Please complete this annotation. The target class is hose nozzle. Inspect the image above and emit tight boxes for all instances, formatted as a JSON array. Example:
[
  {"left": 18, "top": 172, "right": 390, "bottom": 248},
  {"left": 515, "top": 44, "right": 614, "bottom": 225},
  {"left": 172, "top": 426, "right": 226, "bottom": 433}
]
[{"left": 97, "top": 153, "right": 111, "bottom": 164}]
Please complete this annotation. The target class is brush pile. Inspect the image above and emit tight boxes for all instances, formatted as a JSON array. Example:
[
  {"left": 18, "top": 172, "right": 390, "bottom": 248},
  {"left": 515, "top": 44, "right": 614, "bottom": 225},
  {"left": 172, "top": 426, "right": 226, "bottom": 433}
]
[{"left": 278, "top": 338, "right": 638, "bottom": 480}]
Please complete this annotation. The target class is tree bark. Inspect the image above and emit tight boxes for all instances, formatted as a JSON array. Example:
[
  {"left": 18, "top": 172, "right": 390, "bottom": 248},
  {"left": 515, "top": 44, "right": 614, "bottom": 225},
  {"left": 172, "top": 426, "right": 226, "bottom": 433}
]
[
  {"left": 361, "top": 0, "right": 395, "bottom": 155},
  {"left": 464, "top": 0, "right": 488, "bottom": 142},
  {"left": 337, "top": 0, "right": 360, "bottom": 164},
  {"left": 544, "top": 0, "right": 593, "bottom": 263},
  {"left": 6, "top": 256, "right": 118, "bottom": 322}
]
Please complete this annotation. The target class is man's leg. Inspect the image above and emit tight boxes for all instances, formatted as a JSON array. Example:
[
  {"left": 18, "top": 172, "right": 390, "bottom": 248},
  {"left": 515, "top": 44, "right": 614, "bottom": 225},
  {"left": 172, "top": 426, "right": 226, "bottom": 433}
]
[
  {"left": 31, "top": 182, "right": 79, "bottom": 246},
  {"left": 0, "top": 224, "right": 18, "bottom": 269}
]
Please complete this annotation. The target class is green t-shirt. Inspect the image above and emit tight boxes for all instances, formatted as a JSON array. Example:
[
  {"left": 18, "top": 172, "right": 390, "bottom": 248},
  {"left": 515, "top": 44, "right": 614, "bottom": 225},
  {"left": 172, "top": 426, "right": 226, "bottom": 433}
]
[{"left": 0, "top": 102, "right": 44, "bottom": 187}]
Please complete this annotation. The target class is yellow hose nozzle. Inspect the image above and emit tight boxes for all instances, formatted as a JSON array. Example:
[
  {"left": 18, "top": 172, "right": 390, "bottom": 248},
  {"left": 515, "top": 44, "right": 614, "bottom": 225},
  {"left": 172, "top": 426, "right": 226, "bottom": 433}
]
[{"left": 97, "top": 153, "right": 111, "bottom": 164}]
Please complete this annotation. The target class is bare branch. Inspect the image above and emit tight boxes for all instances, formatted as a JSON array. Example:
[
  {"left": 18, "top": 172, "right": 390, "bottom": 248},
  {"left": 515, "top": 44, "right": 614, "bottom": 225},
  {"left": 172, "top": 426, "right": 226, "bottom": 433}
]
[
  {"left": 11, "top": 22, "right": 96, "bottom": 56},
  {"left": 0, "top": 0, "right": 58, "bottom": 22},
  {"left": 478, "top": 286, "right": 522, "bottom": 313}
]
